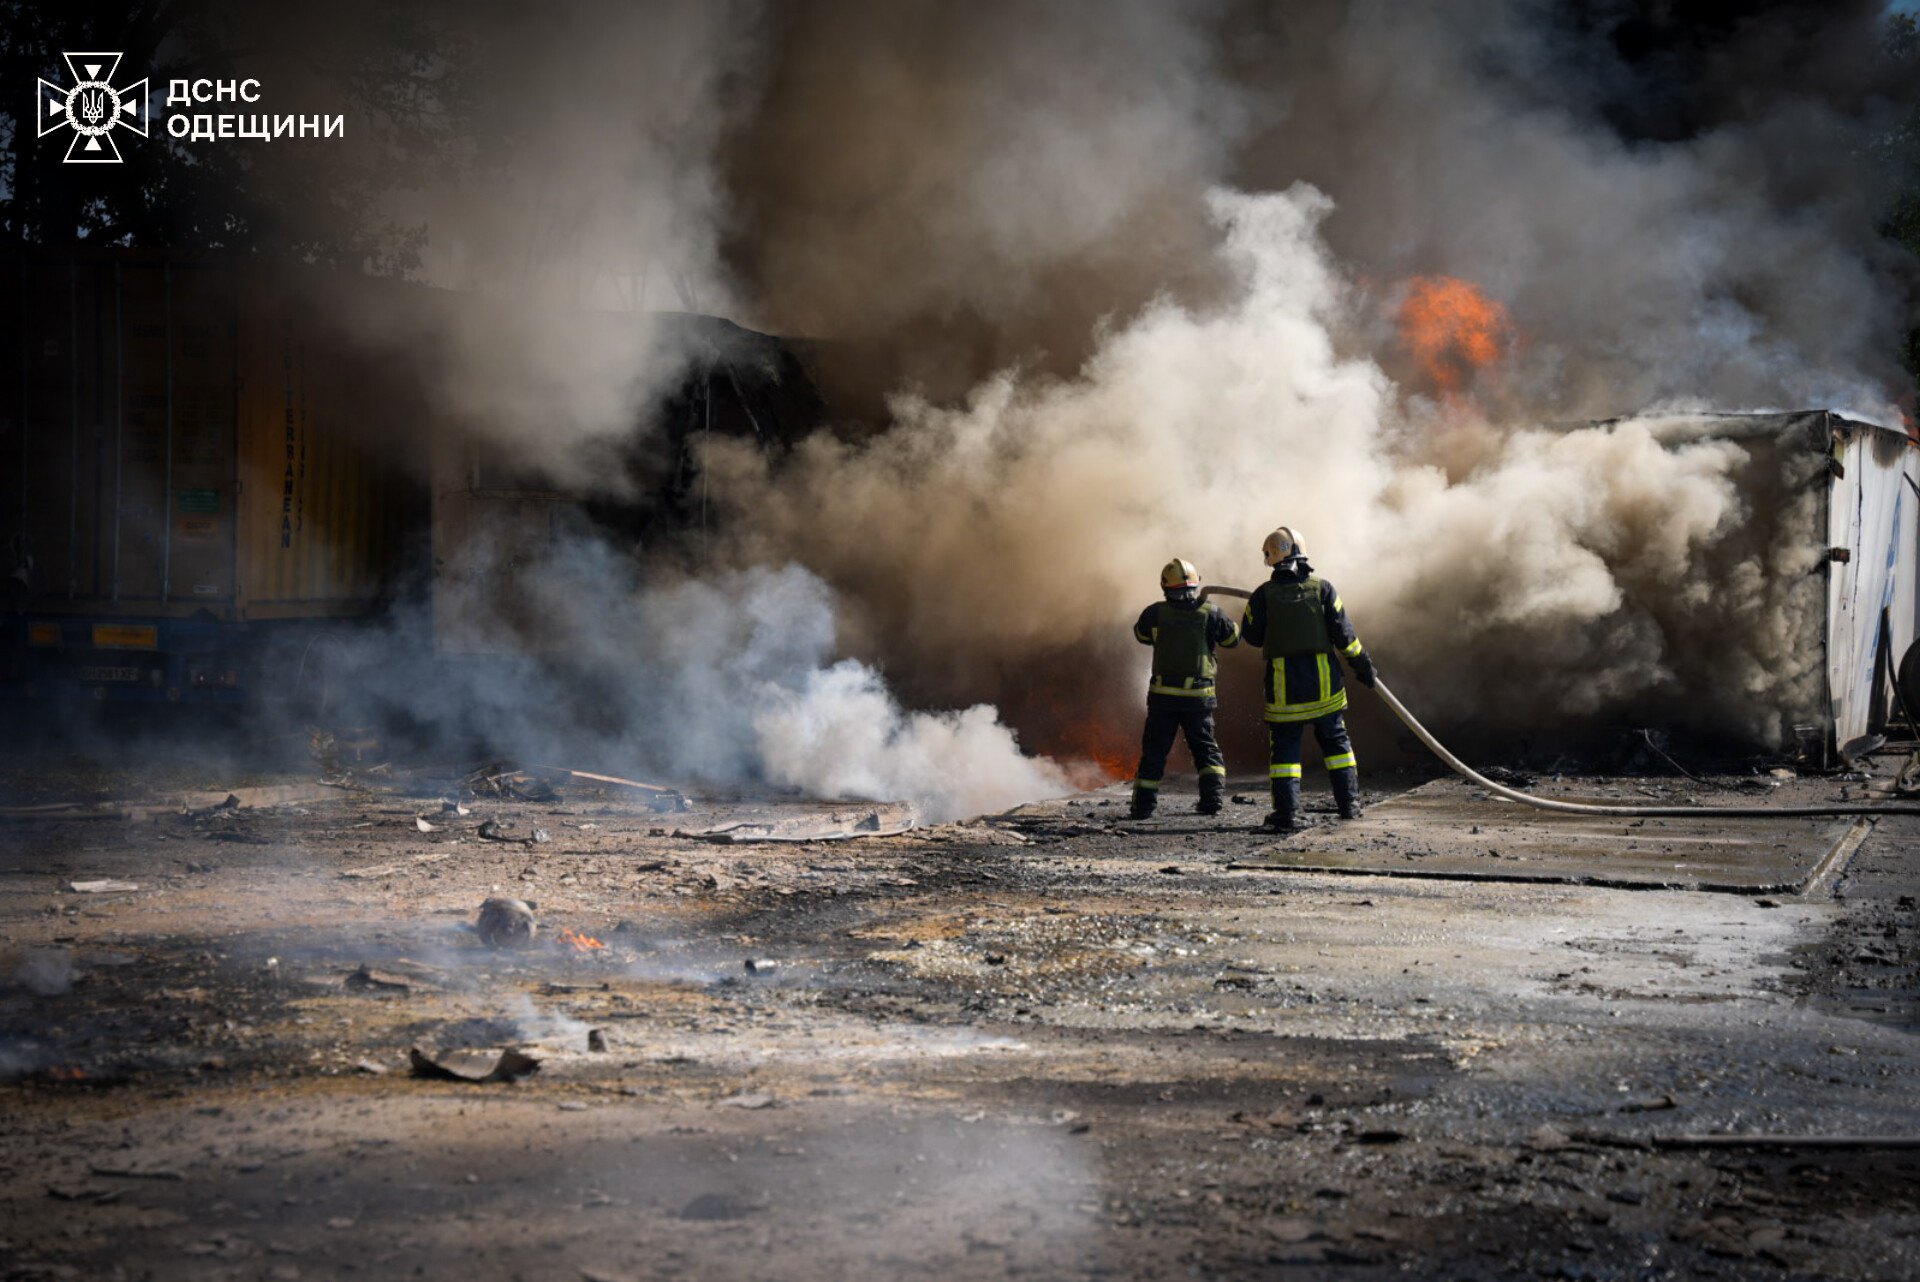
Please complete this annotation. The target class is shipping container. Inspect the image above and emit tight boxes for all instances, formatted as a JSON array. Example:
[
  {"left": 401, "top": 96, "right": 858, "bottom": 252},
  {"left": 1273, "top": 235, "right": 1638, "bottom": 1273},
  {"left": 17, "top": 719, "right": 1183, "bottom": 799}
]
[
  {"left": 1641, "top": 410, "right": 1920, "bottom": 760},
  {"left": 0, "top": 252, "right": 427, "bottom": 704}
]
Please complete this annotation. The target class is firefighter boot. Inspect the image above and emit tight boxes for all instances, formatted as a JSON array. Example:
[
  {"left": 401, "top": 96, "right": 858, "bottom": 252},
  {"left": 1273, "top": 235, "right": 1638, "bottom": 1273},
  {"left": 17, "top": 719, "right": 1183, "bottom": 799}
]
[
  {"left": 1196, "top": 773, "right": 1225, "bottom": 816},
  {"left": 1331, "top": 767, "right": 1363, "bottom": 820},
  {"left": 1129, "top": 784, "right": 1158, "bottom": 821},
  {"left": 1263, "top": 778, "right": 1300, "bottom": 834}
]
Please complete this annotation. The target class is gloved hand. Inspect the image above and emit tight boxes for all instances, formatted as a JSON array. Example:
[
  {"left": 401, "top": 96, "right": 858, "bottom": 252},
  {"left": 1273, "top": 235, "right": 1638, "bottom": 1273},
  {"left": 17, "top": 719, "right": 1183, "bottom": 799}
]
[{"left": 1351, "top": 652, "right": 1378, "bottom": 689}]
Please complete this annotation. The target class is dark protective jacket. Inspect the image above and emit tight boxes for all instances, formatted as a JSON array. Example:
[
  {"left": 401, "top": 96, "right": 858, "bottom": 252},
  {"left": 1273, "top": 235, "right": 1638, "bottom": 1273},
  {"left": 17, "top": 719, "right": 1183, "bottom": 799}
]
[
  {"left": 1133, "top": 598, "right": 1240, "bottom": 707},
  {"left": 1238, "top": 559, "right": 1368, "bottom": 723}
]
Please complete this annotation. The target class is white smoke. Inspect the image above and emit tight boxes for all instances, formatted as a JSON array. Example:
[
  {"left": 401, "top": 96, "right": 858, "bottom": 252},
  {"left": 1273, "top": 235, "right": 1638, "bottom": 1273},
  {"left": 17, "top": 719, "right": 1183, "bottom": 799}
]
[
  {"left": 352, "top": 549, "right": 1064, "bottom": 821},
  {"left": 714, "top": 184, "right": 1836, "bottom": 746}
]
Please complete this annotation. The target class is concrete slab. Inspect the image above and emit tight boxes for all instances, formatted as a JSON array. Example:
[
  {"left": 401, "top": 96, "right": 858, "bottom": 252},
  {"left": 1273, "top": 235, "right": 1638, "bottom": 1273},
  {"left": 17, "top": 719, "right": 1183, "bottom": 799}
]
[{"left": 1233, "top": 778, "right": 1864, "bottom": 893}]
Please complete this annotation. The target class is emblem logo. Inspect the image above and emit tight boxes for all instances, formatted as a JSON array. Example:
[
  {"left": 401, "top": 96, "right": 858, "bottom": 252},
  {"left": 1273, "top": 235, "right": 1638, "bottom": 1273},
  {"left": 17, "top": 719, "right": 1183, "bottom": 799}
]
[{"left": 38, "top": 53, "right": 149, "bottom": 163}]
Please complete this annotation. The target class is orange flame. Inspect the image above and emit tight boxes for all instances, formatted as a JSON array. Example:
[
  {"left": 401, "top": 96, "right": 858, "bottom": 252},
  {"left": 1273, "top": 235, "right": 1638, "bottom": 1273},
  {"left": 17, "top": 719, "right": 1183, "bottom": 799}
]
[
  {"left": 1396, "top": 276, "right": 1512, "bottom": 394},
  {"left": 46, "top": 1066, "right": 88, "bottom": 1082},
  {"left": 1057, "top": 718, "right": 1135, "bottom": 782},
  {"left": 558, "top": 928, "right": 605, "bottom": 952}
]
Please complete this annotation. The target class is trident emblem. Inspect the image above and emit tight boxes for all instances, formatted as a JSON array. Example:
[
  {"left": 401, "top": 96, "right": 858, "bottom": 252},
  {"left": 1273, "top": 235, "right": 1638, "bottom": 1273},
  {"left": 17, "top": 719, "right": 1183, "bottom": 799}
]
[{"left": 37, "top": 53, "right": 149, "bottom": 164}]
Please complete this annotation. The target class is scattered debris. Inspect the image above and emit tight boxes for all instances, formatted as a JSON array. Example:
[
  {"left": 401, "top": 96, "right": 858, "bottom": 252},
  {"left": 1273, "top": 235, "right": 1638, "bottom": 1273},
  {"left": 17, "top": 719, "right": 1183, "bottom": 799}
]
[
  {"left": 407, "top": 1047, "right": 542, "bottom": 1084},
  {"left": 1646, "top": 1133, "right": 1920, "bottom": 1150},
  {"left": 477, "top": 897, "right": 538, "bottom": 948},
  {"left": 46, "top": 1184, "right": 121, "bottom": 1204},
  {"left": 587, "top": 1029, "right": 608, "bottom": 1053},
  {"left": 340, "top": 851, "right": 452, "bottom": 879},
  {"left": 719, "top": 1091, "right": 776, "bottom": 1109},
  {"left": 352, "top": 1059, "right": 390, "bottom": 1075},
  {"left": 677, "top": 804, "right": 917, "bottom": 844},
  {"left": 414, "top": 815, "right": 437, "bottom": 833},
  {"left": 343, "top": 965, "right": 411, "bottom": 995},
  {"left": 66, "top": 879, "right": 138, "bottom": 894},
  {"left": 1617, "top": 1094, "right": 1678, "bottom": 1114},
  {"left": 88, "top": 1165, "right": 184, "bottom": 1181},
  {"left": 678, "top": 1191, "right": 760, "bottom": 1221},
  {"left": 532, "top": 766, "right": 690, "bottom": 812},
  {"left": 185, "top": 794, "right": 242, "bottom": 819}
]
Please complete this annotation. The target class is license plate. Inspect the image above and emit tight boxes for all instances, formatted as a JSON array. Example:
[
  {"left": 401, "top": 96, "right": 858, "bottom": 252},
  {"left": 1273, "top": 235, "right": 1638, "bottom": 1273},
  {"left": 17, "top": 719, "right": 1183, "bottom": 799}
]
[
  {"left": 77, "top": 665, "right": 141, "bottom": 682},
  {"left": 92, "top": 624, "right": 158, "bottom": 650}
]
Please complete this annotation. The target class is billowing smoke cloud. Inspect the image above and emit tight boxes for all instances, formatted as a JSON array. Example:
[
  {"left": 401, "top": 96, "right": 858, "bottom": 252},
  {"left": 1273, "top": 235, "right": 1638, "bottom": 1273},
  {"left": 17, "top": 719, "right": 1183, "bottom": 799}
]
[
  {"left": 711, "top": 187, "right": 1831, "bottom": 748},
  {"left": 694, "top": 0, "right": 1915, "bottom": 757},
  {"left": 230, "top": 0, "right": 1920, "bottom": 801},
  {"left": 348, "top": 548, "right": 1062, "bottom": 822}
]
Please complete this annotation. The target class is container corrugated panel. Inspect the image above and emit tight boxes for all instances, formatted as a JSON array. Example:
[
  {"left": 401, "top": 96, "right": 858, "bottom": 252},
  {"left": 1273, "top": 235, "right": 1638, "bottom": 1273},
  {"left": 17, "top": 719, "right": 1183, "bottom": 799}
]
[
  {"left": 0, "top": 257, "right": 233, "bottom": 612},
  {"left": 240, "top": 277, "right": 422, "bottom": 618},
  {"left": 2, "top": 252, "right": 421, "bottom": 622}
]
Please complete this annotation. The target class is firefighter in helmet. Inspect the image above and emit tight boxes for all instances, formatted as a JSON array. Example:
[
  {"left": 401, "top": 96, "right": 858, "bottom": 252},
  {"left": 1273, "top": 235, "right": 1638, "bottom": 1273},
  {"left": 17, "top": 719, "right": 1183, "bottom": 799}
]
[
  {"left": 1237, "top": 527, "right": 1377, "bottom": 833},
  {"left": 1129, "top": 558, "right": 1240, "bottom": 819}
]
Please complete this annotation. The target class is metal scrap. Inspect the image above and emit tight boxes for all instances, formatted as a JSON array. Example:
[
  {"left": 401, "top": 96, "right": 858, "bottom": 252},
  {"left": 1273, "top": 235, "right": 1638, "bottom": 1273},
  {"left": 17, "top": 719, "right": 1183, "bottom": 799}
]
[
  {"left": 676, "top": 804, "right": 917, "bottom": 844},
  {"left": 407, "top": 1046, "right": 542, "bottom": 1084},
  {"left": 477, "top": 897, "right": 538, "bottom": 947}
]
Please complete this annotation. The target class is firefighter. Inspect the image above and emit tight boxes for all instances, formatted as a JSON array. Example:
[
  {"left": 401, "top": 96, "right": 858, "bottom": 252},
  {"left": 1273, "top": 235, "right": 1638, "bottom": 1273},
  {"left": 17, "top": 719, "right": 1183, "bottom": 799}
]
[
  {"left": 1129, "top": 558, "right": 1240, "bottom": 819},
  {"left": 1238, "top": 527, "right": 1377, "bottom": 833}
]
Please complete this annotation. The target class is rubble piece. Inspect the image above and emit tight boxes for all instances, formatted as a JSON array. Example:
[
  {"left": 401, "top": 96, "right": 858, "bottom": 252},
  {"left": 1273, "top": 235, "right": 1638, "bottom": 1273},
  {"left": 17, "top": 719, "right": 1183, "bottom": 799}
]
[
  {"left": 46, "top": 1184, "right": 120, "bottom": 1204},
  {"left": 343, "top": 965, "right": 411, "bottom": 995},
  {"left": 185, "top": 794, "right": 241, "bottom": 819},
  {"left": 464, "top": 764, "right": 560, "bottom": 802},
  {"left": 414, "top": 816, "right": 437, "bottom": 833},
  {"left": 88, "top": 1165, "right": 184, "bottom": 1181},
  {"left": 441, "top": 799, "right": 471, "bottom": 816},
  {"left": 1, "top": 782, "right": 346, "bottom": 823},
  {"left": 407, "top": 1046, "right": 542, "bottom": 1084},
  {"left": 677, "top": 803, "right": 917, "bottom": 844},
  {"left": 67, "top": 879, "right": 138, "bottom": 894},
  {"left": 534, "top": 766, "right": 690, "bottom": 812},
  {"left": 477, "top": 819, "right": 543, "bottom": 845},
  {"left": 719, "top": 1091, "right": 776, "bottom": 1109},
  {"left": 339, "top": 852, "right": 451, "bottom": 879},
  {"left": 477, "top": 897, "right": 538, "bottom": 948},
  {"left": 587, "top": 1029, "right": 608, "bottom": 1053},
  {"left": 1617, "top": 1094, "right": 1678, "bottom": 1114},
  {"left": 677, "top": 1191, "right": 760, "bottom": 1221},
  {"left": 1646, "top": 1133, "right": 1920, "bottom": 1150}
]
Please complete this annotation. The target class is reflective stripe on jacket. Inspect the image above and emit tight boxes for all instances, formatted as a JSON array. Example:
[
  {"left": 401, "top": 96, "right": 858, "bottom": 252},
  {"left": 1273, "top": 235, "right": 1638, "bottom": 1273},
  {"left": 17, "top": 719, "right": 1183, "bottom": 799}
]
[{"left": 1239, "top": 562, "right": 1367, "bottom": 723}]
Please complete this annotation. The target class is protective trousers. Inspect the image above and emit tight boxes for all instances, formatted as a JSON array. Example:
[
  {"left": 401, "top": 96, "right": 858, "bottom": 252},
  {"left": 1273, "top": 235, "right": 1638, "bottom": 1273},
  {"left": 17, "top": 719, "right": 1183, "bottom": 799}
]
[
  {"left": 1268, "top": 711, "right": 1359, "bottom": 821},
  {"left": 1131, "top": 702, "right": 1226, "bottom": 817}
]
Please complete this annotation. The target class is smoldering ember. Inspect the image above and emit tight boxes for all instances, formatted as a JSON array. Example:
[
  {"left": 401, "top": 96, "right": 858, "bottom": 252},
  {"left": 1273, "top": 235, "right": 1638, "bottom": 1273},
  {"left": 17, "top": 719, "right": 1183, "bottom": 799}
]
[{"left": 7, "top": 4, "right": 1920, "bottom": 1281}]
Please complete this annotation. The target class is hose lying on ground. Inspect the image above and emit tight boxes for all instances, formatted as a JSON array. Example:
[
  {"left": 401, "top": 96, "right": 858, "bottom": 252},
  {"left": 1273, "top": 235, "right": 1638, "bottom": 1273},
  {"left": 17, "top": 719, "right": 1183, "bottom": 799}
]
[{"left": 1200, "top": 584, "right": 1920, "bottom": 819}]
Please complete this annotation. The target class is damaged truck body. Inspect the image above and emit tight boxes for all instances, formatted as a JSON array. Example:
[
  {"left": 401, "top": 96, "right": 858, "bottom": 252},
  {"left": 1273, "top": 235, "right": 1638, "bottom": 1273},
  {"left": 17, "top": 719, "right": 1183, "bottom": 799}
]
[
  {"left": 0, "top": 251, "right": 823, "bottom": 709},
  {"left": 1631, "top": 410, "right": 1920, "bottom": 760}
]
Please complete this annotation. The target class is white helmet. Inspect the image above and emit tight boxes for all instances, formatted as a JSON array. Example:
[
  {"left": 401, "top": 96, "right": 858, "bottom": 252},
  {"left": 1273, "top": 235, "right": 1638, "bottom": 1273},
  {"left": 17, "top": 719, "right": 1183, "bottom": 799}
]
[
  {"left": 1160, "top": 558, "right": 1202, "bottom": 591},
  {"left": 1262, "top": 526, "right": 1306, "bottom": 566}
]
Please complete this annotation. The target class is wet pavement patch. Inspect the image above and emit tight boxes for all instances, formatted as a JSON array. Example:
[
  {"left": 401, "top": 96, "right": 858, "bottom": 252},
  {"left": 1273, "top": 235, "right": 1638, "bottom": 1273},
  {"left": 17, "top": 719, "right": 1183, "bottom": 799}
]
[{"left": 1236, "top": 778, "right": 1861, "bottom": 893}]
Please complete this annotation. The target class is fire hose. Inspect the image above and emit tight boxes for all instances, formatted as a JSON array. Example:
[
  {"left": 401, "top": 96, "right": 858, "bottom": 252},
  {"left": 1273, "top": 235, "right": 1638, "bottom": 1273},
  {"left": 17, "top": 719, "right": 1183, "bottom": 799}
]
[{"left": 1200, "top": 585, "right": 1920, "bottom": 819}]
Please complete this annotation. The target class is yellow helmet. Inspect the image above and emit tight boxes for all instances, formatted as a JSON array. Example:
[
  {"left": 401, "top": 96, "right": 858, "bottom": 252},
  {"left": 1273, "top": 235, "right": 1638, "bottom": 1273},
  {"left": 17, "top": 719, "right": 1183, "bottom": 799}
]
[
  {"left": 1262, "top": 526, "right": 1305, "bottom": 566},
  {"left": 1160, "top": 558, "right": 1202, "bottom": 591}
]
